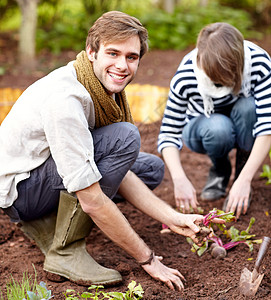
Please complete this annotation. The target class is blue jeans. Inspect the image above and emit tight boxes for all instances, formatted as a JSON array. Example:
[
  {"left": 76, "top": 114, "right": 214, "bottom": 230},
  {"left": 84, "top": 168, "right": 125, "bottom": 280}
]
[
  {"left": 182, "top": 97, "right": 256, "bottom": 166},
  {"left": 10, "top": 122, "right": 164, "bottom": 221}
]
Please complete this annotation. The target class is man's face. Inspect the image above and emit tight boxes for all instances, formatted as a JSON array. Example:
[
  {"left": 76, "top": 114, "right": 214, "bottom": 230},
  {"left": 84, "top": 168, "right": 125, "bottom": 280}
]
[{"left": 86, "top": 36, "right": 141, "bottom": 95}]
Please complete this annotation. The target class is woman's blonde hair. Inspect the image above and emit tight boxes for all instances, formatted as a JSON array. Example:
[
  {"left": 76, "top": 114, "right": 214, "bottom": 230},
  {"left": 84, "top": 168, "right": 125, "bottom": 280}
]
[
  {"left": 196, "top": 22, "right": 244, "bottom": 94},
  {"left": 86, "top": 11, "right": 148, "bottom": 59}
]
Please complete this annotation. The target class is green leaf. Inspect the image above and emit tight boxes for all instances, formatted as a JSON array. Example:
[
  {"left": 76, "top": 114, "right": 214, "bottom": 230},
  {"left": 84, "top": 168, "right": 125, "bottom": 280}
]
[
  {"left": 88, "top": 285, "right": 104, "bottom": 290},
  {"left": 127, "top": 280, "right": 136, "bottom": 291},
  {"left": 239, "top": 233, "right": 256, "bottom": 240},
  {"left": 107, "top": 292, "right": 124, "bottom": 299},
  {"left": 27, "top": 291, "right": 38, "bottom": 300},
  {"left": 245, "top": 217, "right": 255, "bottom": 233},
  {"left": 65, "top": 289, "right": 75, "bottom": 293},
  {"left": 197, "top": 241, "right": 209, "bottom": 256},
  {"left": 244, "top": 241, "right": 254, "bottom": 252},
  {"left": 253, "top": 239, "right": 263, "bottom": 244},
  {"left": 229, "top": 226, "right": 240, "bottom": 239}
]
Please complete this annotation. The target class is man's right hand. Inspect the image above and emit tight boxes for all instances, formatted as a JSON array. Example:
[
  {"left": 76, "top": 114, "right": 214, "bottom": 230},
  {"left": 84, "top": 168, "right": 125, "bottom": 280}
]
[{"left": 142, "top": 255, "right": 185, "bottom": 291}]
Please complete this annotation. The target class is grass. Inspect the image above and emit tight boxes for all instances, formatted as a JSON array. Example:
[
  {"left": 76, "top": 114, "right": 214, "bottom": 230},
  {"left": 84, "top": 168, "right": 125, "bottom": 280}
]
[{"left": 0, "top": 265, "right": 52, "bottom": 300}]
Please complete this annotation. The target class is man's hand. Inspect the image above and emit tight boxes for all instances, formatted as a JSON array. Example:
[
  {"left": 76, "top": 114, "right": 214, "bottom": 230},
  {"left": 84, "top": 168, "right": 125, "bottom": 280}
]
[
  {"left": 142, "top": 255, "right": 186, "bottom": 291},
  {"left": 169, "top": 213, "right": 225, "bottom": 245}
]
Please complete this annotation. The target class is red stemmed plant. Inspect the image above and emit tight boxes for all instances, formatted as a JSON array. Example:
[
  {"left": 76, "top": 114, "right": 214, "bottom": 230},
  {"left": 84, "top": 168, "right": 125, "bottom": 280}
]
[{"left": 187, "top": 209, "right": 262, "bottom": 258}]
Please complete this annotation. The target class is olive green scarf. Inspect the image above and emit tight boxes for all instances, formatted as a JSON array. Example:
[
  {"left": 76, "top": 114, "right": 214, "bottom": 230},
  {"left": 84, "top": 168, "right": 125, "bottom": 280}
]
[{"left": 73, "top": 51, "right": 134, "bottom": 128}]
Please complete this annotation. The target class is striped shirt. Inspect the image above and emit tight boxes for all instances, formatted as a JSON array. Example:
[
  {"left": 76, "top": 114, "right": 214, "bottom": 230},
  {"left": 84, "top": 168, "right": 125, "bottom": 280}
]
[{"left": 158, "top": 41, "right": 271, "bottom": 153}]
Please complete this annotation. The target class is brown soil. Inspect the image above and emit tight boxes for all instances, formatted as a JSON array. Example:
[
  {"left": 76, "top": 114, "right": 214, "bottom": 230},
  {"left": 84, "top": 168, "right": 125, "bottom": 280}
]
[{"left": 0, "top": 33, "right": 271, "bottom": 300}]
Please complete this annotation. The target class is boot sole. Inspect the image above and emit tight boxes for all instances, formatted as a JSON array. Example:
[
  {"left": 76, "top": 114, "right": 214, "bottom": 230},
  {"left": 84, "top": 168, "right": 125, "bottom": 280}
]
[{"left": 44, "top": 264, "right": 123, "bottom": 287}]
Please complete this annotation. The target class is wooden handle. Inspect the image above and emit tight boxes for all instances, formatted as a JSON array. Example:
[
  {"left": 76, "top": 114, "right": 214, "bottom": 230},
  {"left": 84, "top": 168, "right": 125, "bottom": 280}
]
[{"left": 255, "top": 236, "right": 271, "bottom": 272}]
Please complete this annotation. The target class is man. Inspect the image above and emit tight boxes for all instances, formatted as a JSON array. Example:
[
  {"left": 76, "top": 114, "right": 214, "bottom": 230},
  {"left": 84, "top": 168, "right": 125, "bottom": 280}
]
[
  {"left": 0, "top": 11, "right": 222, "bottom": 292},
  {"left": 158, "top": 22, "right": 271, "bottom": 219}
]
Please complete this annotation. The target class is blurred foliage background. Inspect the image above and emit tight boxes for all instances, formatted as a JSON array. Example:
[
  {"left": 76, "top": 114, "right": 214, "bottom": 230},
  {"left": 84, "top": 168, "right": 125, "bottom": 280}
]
[{"left": 0, "top": 0, "right": 270, "bottom": 54}]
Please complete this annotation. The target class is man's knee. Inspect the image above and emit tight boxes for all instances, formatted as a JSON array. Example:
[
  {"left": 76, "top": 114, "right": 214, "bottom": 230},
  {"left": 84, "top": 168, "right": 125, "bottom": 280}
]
[
  {"left": 120, "top": 122, "right": 141, "bottom": 152},
  {"left": 114, "top": 123, "right": 141, "bottom": 162},
  {"left": 131, "top": 153, "right": 165, "bottom": 190},
  {"left": 93, "top": 122, "right": 141, "bottom": 162},
  {"left": 150, "top": 155, "right": 164, "bottom": 189}
]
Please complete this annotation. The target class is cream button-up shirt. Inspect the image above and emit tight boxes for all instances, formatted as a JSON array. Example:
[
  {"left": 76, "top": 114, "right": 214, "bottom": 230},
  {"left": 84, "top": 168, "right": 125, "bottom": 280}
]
[{"left": 0, "top": 62, "right": 102, "bottom": 208}]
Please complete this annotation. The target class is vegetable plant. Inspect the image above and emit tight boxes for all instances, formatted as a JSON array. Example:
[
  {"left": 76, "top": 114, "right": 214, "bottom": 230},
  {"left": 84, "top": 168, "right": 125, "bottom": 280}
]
[
  {"left": 187, "top": 209, "right": 262, "bottom": 258},
  {"left": 23, "top": 282, "right": 53, "bottom": 300},
  {"left": 64, "top": 280, "right": 144, "bottom": 300}
]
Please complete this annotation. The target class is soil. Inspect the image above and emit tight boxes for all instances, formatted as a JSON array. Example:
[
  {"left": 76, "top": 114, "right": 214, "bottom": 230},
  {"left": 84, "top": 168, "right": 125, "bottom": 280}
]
[{"left": 0, "top": 32, "right": 271, "bottom": 300}]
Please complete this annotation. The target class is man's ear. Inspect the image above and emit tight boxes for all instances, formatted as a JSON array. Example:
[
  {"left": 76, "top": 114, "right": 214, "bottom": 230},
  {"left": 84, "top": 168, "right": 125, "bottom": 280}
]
[{"left": 86, "top": 46, "right": 95, "bottom": 62}]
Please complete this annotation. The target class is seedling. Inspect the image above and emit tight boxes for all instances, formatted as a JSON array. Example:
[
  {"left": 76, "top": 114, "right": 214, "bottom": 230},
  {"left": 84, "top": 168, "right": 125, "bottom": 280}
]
[
  {"left": 187, "top": 210, "right": 262, "bottom": 258},
  {"left": 64, "top": 280, "right": 144, "bottom": 300},
  {"left": 202, "top": 208, "right": 236, "bottom": 228},
  {"left": 24, "top": 282, "right": 53, "bottom": 300},
  {"left": 193, "top": 209, "right": 235, "bottom": 245}
]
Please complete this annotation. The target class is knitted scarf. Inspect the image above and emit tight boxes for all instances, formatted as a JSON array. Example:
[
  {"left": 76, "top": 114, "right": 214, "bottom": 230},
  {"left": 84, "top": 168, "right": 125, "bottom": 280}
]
[{"left": 73, "top": 51, "right": 134, "bottom": 128}]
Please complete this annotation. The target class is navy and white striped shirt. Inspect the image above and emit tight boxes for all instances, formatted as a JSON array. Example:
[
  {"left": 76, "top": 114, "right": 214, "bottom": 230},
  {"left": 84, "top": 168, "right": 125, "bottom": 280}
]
[{"left": 158, "top": 41, "right": 271, "bottom": 153}]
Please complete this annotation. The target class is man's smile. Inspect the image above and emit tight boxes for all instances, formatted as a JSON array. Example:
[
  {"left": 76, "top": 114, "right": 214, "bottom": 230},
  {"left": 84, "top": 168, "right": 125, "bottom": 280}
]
[{"left": 108, "top": 72, "right": 128, "bottom": 81}]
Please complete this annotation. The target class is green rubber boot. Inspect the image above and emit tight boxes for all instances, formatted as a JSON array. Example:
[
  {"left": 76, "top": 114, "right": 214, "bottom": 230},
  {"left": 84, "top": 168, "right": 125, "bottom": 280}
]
[
  {"left": 19, "top": 211, "right": 57, "bottom": 255},
  {"left": 43, "top": 191, "right": 122, "bottom": 286}
]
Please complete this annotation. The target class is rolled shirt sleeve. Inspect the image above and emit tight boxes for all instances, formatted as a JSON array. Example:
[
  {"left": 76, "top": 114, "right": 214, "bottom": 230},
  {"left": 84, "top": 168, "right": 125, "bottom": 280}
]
[{"left": 41, "top": 89, "right": 102, "bottom": 193}]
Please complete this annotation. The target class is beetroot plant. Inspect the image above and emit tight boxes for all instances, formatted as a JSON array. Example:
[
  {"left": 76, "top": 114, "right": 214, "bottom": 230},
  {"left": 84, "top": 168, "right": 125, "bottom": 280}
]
[{"left": 187, "top": 209, "right": 262, "bottom": 258}]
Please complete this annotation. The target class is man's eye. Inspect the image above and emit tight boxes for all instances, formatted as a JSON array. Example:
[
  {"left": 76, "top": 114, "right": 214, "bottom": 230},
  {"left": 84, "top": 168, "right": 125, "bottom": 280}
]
[
  {"left": 128, "top": 56, "right": 137, "bottom": 61},
  {"left": 109, "top": 52, "right": 117, "bottom": 57}
]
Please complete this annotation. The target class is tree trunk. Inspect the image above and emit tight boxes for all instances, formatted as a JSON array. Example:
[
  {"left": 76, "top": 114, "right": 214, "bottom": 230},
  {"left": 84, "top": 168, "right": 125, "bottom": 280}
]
[
  {"left": 16, "top": 0, "right": 39, "bottom": 70},
  {"left": 199, "top": 0, "right": 208, "bottom": 6},
  {"left": 163, "top": 0, "right": 175, "bottom": 13}
]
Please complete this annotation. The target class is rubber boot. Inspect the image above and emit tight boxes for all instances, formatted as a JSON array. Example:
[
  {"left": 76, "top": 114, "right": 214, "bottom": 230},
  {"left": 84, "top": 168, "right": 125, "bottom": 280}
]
[
  {"left": 201, "top": 156, "right": 232, "bottom": 201},
  {"left": 43, "top": 191, "right": 122, "bottom": 286},
  {"left": 19, "top": 211, "right": 57, "bottom": 255}
]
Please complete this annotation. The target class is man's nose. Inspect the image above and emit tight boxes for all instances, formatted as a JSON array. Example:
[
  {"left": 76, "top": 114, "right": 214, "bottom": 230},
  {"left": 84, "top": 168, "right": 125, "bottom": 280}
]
[{"left": 115, "top": 56, "right": 128, "bottom": 70}]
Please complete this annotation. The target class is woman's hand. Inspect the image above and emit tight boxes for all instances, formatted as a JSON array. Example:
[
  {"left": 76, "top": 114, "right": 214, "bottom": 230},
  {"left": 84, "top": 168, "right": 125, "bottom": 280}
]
[
  {"left": 173, "top": 176, "right": 199, "bottom": 213},
  {"left": 225, "top": 177, "right": 251, "bottom": 219}
]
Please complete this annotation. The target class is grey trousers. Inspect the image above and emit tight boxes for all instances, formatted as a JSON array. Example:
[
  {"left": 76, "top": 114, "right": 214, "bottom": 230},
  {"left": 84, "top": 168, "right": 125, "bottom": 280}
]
[{"left": 8, "top": 122, "right": 164, "bottom": 221}]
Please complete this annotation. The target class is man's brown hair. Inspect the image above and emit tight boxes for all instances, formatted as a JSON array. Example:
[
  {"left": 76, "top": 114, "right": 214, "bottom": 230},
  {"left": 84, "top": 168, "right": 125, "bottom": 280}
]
[
  {"left": 196, "top": 22, "right": 244, "bottom": 94},
  {"left": 86, "top": 11, "right": 148, "bottom": 59}
]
